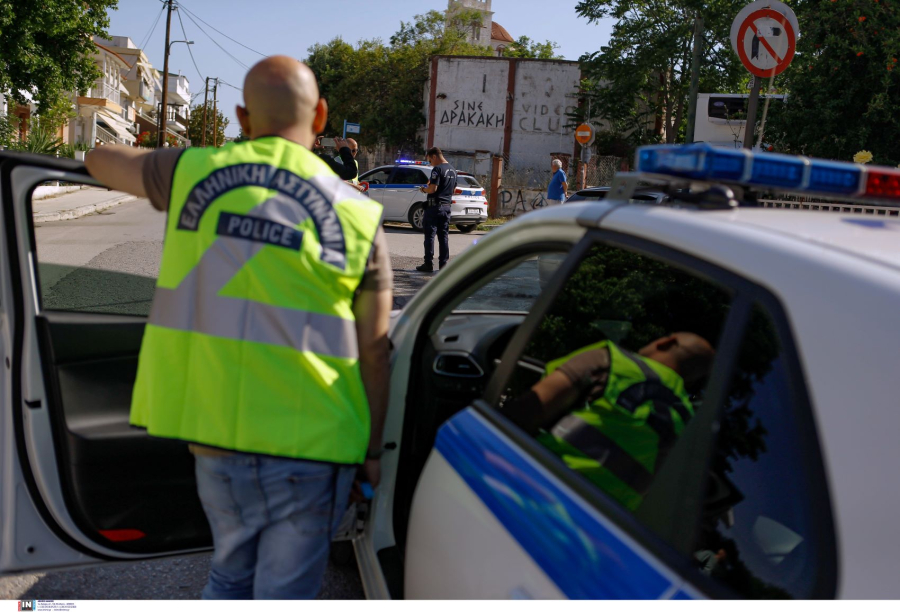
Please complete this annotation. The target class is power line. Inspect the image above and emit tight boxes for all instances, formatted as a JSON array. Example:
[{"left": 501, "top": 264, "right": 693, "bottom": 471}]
[
  {"left": 218, "top": 80, "right": 243, "bottom": 92},
  {"left": 182, "top": 9, "right": 249, "bottom": 70},
  {"left": 138, "top": 3, "right": 166, "bottom": 51},
  {"left": 178, "top": 2, "right": 268, "bottom": 58},
  {"left": 176, "top": 7, "right": 204, "bottom": 85}
]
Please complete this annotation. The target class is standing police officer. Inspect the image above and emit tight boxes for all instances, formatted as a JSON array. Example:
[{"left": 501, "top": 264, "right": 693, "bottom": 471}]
[
  {"left": 85, "top": 56, "right": 392, "bottom": 600},
  {"left": 416, "top": 147, "right": 456, "bottom": 273}
]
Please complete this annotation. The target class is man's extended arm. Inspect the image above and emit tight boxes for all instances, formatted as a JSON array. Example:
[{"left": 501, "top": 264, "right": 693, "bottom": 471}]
[
  {"left": 316, "top": 151, "right": 357, "bottom": 181},
  {"left": 501, "top": 347, "right": 611, "bottom": 435},
  {"left": 84, "top": 145, "right": 150, "bottom": 200},
  {"left": 352, "top": 286, "right": 393, "bottom": 487}
]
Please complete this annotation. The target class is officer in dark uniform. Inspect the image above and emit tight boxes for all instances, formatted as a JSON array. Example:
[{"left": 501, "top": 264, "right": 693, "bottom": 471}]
[{"left": 416, "top": 147, "right": 457, "bottom": 273}]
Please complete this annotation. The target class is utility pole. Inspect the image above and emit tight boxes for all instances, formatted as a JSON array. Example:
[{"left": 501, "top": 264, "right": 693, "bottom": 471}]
[
  {"left": 685, "top": 14, "right": 704, "bottom": 143},
  {"left": 201, "top": 77, "right": 209, "bottom": 147},
  {"left": 212, "top": 78, "right": 219, "bottom": 148},
  {"left": 157, "top": 0, "right": 174, "bottom": 148}
]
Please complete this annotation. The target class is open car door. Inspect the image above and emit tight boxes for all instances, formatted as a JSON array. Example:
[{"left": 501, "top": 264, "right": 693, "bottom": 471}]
[{"left": 0, "top": 153, "right": 213, "bottom": 573}]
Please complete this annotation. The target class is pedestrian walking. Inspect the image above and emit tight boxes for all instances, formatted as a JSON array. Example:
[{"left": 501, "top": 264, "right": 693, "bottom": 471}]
[
  {"left": 84, "top": 55, "right": 392, "bottom": 600},
  {"left": 546, "top": 159, "right": 568, "bottom": 206},
  {"left": 416, "top": 147, "right": 456, "bottom": 272}
]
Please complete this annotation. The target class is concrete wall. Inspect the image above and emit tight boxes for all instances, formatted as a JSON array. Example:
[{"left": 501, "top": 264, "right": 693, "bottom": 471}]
[
  {"left": 424, "top": 56, "right": 581, "bottom": 183},
  {"left": 428, "top": 57, "right": 511, "bottom": 154},
  {"left": 509, "top": 61, "right": 581, "bottom": 169}
]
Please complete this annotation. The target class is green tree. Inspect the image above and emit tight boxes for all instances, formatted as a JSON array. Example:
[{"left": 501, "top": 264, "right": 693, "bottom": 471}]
[
  {"left": 575, "top": 0, "right": 746, "bottom": 144},
  {"left": 0, "top": 113, "right": 18, "bottom": 149},
  {"left": 0, "top": 0, "right": 118, "bottom": 114},
  {"left": 307, "top": 10, "right": 492, "bottom": 150},
  {"left": 768, "top": 0, "right": 900, "bottom": 164},
  {"left": 187, "top": 103, "right": 229, "bottom": 147},
  {"left": 502, "top": 35, "right": 562, "bottom": 59}
]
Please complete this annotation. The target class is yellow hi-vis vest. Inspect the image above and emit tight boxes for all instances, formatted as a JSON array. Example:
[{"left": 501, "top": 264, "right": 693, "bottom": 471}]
[
  {"left": 538, "top": 341, "right": 694, "bottom": 510},
  {"left": 130, "top": 136, "right": 383, "bottom": 464}
]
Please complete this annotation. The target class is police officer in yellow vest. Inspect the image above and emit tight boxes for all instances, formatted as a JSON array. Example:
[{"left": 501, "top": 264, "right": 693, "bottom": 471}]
[
  {"left": 85, "top": 56, "right": 392, "bottom": 600},
  {"left": 503, "top": 333, "right": 714, "bottom": 511}
]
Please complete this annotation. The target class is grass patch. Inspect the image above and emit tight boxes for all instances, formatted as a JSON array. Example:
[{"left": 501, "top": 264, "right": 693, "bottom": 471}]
[{"left": 477, "top": 216, "right": 515, "bottom": 231}]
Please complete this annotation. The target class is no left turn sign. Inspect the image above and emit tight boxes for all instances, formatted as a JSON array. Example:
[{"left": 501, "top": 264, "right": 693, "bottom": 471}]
[{"left": 730, "top": 0, "right": 799, "bottom": 77}]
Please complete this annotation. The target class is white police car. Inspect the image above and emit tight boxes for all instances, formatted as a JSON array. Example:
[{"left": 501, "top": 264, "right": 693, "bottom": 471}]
[
  {"left": 359, "top": 160, "right": 488, "bottom": 233},
  {"left": 1, "top": 145, "right": 899, "bottom": 599}
]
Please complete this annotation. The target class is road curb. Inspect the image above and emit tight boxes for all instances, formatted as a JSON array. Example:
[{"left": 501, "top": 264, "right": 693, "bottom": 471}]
[{"left": 33, "top": 195, "right": 138, "bottom": 223}]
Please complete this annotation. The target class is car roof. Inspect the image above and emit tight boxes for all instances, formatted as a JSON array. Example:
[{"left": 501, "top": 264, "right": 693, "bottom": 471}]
[{"left": 703, "top": 207, "right": 900, "bottom": 271}]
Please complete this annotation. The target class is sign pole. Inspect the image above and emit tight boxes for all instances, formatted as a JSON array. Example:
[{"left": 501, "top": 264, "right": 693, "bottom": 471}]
[
  {"left": 742, "top": 74, "right": 762, "bottom": 149},
  {"left": 755, "top": 73, "right": 777, "bottom": 148}
]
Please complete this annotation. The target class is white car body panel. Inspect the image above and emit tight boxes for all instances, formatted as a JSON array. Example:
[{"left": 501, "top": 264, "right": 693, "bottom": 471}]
[{"left": 405, "top": 451, "right": 565, "bottom": 599}]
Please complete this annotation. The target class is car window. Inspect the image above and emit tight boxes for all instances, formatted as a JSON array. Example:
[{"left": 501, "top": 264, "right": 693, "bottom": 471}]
[
  {"left": 573, "top": 190, "right": 609, "bottom": 200},
  {"left": 458, "top": 176, "right": 482, "bottom": 188},
  {"left": 391, "top": 167, "right": 427, "bottom": 185},
  {"left": 32, "top": 181, "right": 165, "bottom": 316},
  {"left": 361, "top": 169, "right": 391, "bottom": 184},
  {"left": 496, "top": 242, "right": 732, "bottom": 512},
  {"left": 453, "top": 252, "right": 568, "bottom": 313},
  {"left": 692, "top": 304, "right": 827, "bottom": 599}
]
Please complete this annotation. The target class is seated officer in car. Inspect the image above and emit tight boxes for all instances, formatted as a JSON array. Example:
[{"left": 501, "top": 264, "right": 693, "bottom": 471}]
[{"left": 502, "top": 333, "right": 715, "bottom": 511}]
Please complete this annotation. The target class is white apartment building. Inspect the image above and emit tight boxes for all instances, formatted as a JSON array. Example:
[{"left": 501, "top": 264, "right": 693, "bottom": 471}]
[{"left": 69, "top": 41, "right": 137, "bottom": 147}]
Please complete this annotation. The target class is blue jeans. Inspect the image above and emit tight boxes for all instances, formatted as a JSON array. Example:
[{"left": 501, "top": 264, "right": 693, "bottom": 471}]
[
  {"left": 194, "top": 453, "right": 355, "bottom": 600},
  {"left": 423, "top": 203, "right": 451, "bottom": 268}
]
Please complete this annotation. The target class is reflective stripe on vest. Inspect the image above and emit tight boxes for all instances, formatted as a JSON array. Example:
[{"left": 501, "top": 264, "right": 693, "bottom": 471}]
[{"left": 130, "top": 137, "right": 383, "bottom": 464}]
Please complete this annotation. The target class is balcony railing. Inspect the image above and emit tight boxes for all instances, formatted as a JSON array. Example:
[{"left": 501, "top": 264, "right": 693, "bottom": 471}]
[
  {"left": 91, "top": 81, "right": 121, "bottom": 106},
  {"left": 95, "top": 124, "right": 124, "bottom": 145},
  {"left": 166, "top": 107, "right": 188, "bottom": 128}
]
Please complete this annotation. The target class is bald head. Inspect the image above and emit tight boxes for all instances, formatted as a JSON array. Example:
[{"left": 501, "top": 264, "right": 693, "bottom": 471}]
[
  {"left": 237, "top": 56, "right": 326, "bottom": 146},
  {"left": 638, "top": 332, "right": 715, "bottom": 389}
]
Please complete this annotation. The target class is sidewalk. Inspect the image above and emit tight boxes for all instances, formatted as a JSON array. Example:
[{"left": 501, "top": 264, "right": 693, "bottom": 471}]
[{"left": 32, "top": 187, "right": 137, "bottom": 223}]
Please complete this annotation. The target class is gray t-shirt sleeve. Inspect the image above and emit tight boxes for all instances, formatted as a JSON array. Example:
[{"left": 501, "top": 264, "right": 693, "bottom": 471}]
[
  {"left": 142, "top": 148, "right": 186, "bottom": 211},
  {"left": 357, "top": 226, "right": 393, "bottom": 292}
]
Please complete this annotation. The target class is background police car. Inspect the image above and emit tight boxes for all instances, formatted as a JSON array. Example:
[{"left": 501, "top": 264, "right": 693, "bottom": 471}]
[
  {"left": 360, "top": 161, "right": 487, "bottom": 233},
  {"left": 2, "top": 146, "right": 900, "bottom": 599}
]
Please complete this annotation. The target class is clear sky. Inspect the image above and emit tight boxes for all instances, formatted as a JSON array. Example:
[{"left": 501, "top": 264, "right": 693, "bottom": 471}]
[{"left": 108, "top": 0, "right": 614, "bottom": 137}]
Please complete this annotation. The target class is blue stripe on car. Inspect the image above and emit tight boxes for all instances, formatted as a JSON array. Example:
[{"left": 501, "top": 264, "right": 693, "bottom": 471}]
[
  {"left": 434, "top": 409, "right": 686, "bottom": 600},
  {"left": 364, "top": 184, "right": 421, "bottom": 189}
]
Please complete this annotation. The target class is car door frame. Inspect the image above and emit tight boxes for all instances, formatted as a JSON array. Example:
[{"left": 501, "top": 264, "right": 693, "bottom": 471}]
[
  {"left": 398, "top": 225, "right": 808, "bottom": 599},
  {"left": 0, "top": 153, "right": 212, "bottom": 574},
  {"left": 407, "top": 225, "right": 836, "bottom": 598},
  {"left": 354, "top": 214, "right": 590, "bottom": 599}
]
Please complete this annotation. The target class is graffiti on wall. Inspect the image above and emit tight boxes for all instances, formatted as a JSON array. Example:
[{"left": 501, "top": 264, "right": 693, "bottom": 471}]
[
  {"left": 516, "top": 103, "right": 577, "bottom": 133},
  {"left": 439, "top": 100, "right": 506, "bottom": 129},
  {"left": 497, "top": 188, "right": 548, "bottom": 216}
]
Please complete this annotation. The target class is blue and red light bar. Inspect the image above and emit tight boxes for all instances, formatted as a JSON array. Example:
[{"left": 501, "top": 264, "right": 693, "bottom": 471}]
[
  {"left": 395, "top": 159, "right": 430, "bottom": 166},
  {"left": 635, "top": 144, "right": 900, "bottom": 201}
]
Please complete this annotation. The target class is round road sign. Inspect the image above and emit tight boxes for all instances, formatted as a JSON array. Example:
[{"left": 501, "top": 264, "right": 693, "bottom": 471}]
[
  {"left": 574, "top": 123, "right": 595, "bottom": 146},
  {"left": 730, "top": 1, "right": 799, "bottom": 78}
]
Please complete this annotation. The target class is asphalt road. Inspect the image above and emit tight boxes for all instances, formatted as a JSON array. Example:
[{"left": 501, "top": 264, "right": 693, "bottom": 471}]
[{"left": 0, "top": 199, "right": 486, "bottom": 600}]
